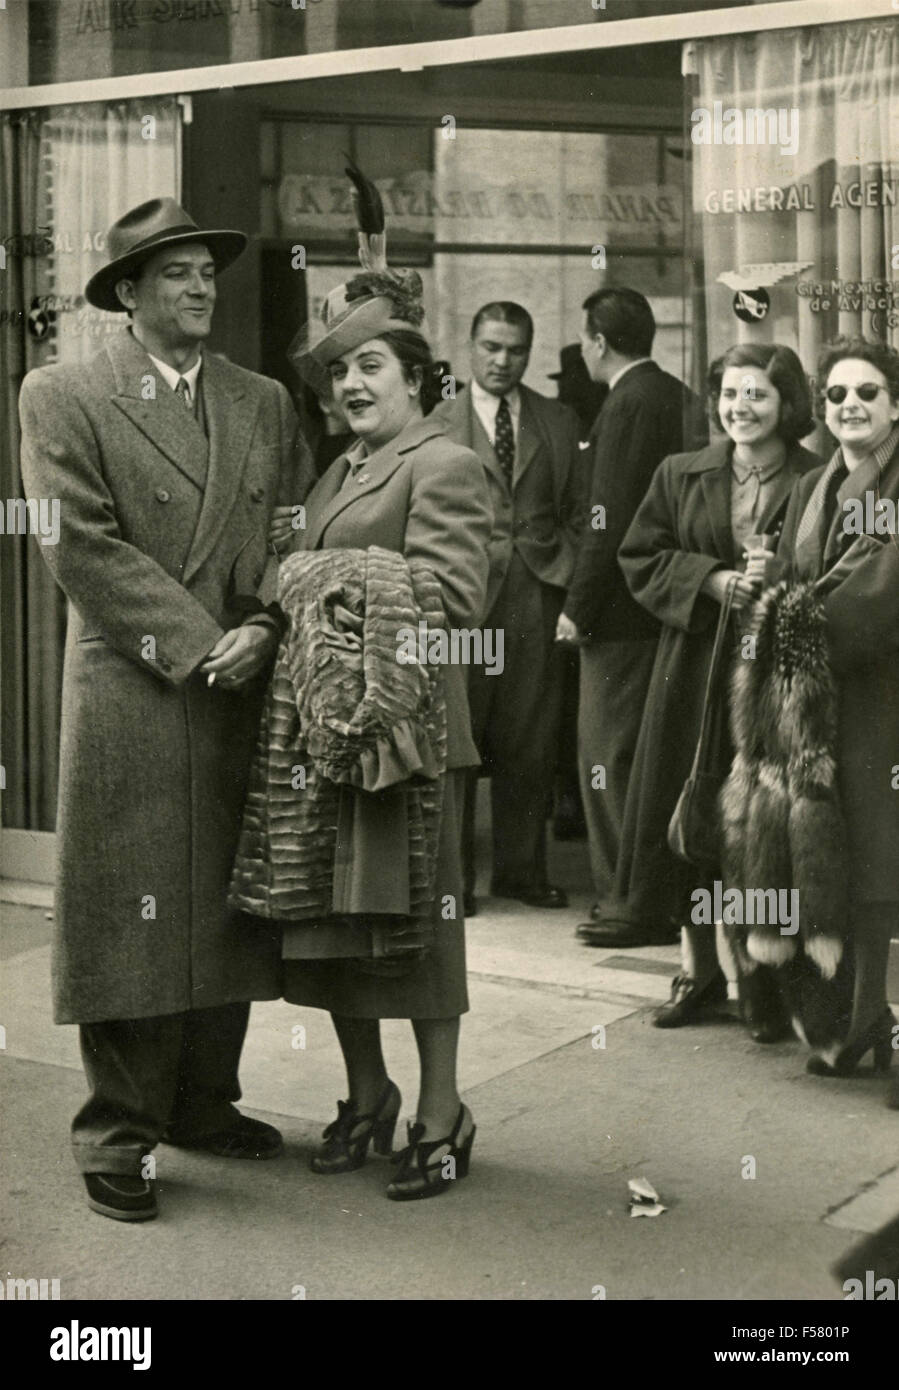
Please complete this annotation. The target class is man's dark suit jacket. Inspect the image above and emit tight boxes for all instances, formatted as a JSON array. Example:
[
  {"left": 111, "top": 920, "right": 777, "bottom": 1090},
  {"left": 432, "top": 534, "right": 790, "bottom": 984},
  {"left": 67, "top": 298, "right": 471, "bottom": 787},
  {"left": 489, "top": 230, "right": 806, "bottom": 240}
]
[
  {"left": 563, "top": 360, "right": 698, "bottom": 643},
  {"left": 432, "top": 383, "right": 582, "bottom": 614}
]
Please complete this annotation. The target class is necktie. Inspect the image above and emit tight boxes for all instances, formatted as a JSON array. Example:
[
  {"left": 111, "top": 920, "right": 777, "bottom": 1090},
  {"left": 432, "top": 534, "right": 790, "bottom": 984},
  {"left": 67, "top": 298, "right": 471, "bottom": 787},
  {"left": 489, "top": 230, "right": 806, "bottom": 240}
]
[
  {"left": 174, "top": 377, "right": 192, "bottom": 410},
  {"left": 494, "top": 395, "right": 514, "bottom": 484}
]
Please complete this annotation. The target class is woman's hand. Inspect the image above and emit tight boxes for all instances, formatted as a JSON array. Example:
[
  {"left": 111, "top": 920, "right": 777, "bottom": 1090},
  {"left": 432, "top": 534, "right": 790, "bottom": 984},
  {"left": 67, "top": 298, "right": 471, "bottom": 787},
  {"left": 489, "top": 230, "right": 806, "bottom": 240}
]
[
  {"left": 744, "top": 547, "right": 777, "bottom": 593},
  {"left": 269, "top": 504, "right": 296, "bottom": 551},
  {"left": 702, "top": 568, "right": 758, "bottom": 610}
]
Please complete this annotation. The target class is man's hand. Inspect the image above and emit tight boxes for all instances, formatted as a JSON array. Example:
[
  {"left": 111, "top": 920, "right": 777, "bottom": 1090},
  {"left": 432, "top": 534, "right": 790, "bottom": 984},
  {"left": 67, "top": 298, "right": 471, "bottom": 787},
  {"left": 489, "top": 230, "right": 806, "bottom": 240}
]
[
  {"left": 200, "top": 625, "right": 277, "bottom": 689},
  {"left": 269, "top": 504, "right": 296, "bottom": 550},
  {"left": 555, "top": 612, "right": 582, "bottom": 644}
]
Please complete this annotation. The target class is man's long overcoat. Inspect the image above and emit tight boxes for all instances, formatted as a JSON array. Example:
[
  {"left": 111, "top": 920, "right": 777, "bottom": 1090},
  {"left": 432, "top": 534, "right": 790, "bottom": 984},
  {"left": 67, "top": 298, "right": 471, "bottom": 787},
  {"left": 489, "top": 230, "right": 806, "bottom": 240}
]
[{"left": 19, "top": 328, "right": 309, "bottom": 1023}]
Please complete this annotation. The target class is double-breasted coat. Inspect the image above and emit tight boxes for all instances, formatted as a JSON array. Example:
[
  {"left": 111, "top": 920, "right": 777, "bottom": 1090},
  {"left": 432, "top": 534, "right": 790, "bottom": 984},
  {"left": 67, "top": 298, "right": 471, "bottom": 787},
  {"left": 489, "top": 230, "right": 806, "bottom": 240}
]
[
  {"left": 18, "top": 327, "right": 311, "bottom": 1024},
  {"left": 604, "top": 438, "right": 820, "bottom": 931},
  {"left": 777, "top": 435, "right": 899, "bottom": 904}
]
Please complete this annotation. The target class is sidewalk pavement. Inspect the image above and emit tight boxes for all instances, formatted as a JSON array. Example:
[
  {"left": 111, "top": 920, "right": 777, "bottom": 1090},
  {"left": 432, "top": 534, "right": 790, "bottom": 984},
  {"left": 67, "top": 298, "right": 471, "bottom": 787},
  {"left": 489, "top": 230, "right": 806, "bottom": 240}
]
[{"left": 2, "top": 824, "right": 897, "bottom": 1300}]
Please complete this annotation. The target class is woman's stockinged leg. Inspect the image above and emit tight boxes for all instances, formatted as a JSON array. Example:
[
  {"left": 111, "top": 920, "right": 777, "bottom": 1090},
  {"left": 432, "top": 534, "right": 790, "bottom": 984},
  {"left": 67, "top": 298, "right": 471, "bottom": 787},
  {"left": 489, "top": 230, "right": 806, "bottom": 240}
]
[
  {"left": 849, "top": 903, "right": 896, "bottom": 1040},
  {"left": 411, "top": 1015, "right": 470, "bottom": 1140},
  {"left": 330, "top": 1012, "right": 389, "bottom": 1113}
]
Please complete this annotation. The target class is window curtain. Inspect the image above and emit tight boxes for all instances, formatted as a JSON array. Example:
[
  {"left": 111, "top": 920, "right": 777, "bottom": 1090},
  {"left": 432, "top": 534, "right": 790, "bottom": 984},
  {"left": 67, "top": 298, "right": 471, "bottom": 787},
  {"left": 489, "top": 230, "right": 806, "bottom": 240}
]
[
  {"left": 689, "top": 19, "right": 899, "bottom": 397},
  {"left": 1, "top": 98, "right": 181, "bottom": 835}
]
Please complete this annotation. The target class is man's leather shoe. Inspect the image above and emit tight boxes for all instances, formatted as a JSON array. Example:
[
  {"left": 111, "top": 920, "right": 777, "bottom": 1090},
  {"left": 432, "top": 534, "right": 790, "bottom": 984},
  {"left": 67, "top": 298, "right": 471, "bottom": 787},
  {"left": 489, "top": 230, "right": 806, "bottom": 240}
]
[
  {"left": 492, "top": 883, "right": 568, "bottom": 909},
  {"left": 576, "top": 919, "right": 679, "bottom": 948},
  {"left": 84, "top": 1172, "right": 157, "bottom": 1222},
  {"left": 652, "top": 971, "right": 728, "bottom": 1028},
  {"left": 463, "top": 892, "right": 478, "bottom": 918},
  {"left": 163, "top": 1114, "right": 283, "bottom": 1159}
]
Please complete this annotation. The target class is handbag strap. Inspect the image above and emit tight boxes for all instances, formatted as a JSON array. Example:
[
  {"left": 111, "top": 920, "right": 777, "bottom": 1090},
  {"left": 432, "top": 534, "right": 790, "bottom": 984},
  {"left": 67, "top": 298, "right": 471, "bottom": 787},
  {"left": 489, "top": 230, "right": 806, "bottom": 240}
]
[{"left": 689, "top": 573, "right": 739, "bottom": 779}]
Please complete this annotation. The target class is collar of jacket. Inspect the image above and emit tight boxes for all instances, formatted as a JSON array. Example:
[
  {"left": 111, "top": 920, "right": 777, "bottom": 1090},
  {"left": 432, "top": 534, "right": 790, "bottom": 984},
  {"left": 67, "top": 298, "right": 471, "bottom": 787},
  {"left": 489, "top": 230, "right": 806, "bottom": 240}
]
[
  {"left": 608, "top": 358, "right": 660, "bottom": 393},
  {"left": 105, "top": 326, "right": 259, "bottom": 585},
  {"left": 677, "top": 436, "right": 819, "bottom": 565},
  {"left": 679, "top": 437, "right": 818, "bottom": 475}
]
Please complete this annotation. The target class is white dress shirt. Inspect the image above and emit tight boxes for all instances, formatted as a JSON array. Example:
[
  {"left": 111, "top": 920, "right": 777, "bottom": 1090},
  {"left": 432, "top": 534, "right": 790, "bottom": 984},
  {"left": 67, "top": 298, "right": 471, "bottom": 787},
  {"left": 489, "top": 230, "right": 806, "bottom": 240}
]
[
  {"left": 145, "top": 349, "right": 203, "bottom": 405},
  {"left": 470, "top": 378, "right": 522, "bottom": 447}
]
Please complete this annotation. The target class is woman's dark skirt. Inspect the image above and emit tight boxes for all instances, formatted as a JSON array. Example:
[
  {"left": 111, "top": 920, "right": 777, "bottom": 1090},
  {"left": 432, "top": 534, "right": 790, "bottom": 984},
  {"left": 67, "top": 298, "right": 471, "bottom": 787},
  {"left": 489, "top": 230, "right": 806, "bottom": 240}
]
[{"left": 282, "top": 770, "right": 468, "bottom": 1019}]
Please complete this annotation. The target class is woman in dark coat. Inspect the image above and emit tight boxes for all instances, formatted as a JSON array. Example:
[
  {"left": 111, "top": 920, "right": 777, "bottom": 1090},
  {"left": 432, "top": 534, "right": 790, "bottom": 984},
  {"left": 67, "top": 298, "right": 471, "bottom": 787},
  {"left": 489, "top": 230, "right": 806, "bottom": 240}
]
[
  {"left": 610, "top": 343, "right": 820, "bottom": 1031},
  {"left": 266, "top": 266, "right": 492, "bottom": 1197},
  {"left": 768, "top": 338, "right": 899, "bottom": 1085}
]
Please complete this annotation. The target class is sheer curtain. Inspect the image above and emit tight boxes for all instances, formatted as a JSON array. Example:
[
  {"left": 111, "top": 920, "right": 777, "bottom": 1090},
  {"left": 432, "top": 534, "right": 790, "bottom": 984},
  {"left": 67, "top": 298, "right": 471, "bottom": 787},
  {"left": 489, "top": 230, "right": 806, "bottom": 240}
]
[
  {"left": 690, "top": 19, "right": 899, "bottom": 391},
  {"left": 1, "top": 99, "right": 181, "bottom": 840}
]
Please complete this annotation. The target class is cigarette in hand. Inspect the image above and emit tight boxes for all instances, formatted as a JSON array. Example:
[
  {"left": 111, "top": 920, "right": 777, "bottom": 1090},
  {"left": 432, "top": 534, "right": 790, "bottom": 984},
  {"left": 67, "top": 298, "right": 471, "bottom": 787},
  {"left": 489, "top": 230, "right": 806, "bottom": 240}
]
[{"left": 207, "top": 672, "right": 216, "bottom": 687}]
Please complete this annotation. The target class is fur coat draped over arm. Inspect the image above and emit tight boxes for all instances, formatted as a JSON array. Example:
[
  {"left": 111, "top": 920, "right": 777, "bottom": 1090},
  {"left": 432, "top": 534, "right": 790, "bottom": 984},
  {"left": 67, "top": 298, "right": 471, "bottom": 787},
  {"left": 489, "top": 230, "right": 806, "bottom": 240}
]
[{"left": 228, "top": 545, "right": 448, "bottom": 925}]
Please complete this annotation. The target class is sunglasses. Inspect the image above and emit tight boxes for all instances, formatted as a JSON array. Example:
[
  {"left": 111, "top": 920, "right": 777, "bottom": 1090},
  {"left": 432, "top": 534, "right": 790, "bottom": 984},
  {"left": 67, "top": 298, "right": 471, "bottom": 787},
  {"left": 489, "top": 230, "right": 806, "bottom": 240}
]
[{"left": 825, "top": 383, "right": 885, "bottom": 405}]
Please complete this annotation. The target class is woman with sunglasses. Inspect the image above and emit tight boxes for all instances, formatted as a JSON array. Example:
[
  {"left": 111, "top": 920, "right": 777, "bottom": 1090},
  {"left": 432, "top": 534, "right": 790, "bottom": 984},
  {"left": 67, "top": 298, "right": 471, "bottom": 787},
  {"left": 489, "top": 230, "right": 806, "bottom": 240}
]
[{"left": 766, "top": 338, "right": 899, "bottom": 1091}]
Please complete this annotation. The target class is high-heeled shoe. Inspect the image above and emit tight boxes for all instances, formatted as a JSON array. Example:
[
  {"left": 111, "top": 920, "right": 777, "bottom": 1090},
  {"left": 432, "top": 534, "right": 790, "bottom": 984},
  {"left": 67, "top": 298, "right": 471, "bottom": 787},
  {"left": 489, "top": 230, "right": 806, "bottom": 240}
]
[
  {"left": 310, "top": 1080, "right": 401, "bottom": 1174},
  {"left": 386, "top": 1103, "right": 475, "bottom": 1202},
  {"left": 806, "top": 1008, "right": 896, "bottom": 1077}
]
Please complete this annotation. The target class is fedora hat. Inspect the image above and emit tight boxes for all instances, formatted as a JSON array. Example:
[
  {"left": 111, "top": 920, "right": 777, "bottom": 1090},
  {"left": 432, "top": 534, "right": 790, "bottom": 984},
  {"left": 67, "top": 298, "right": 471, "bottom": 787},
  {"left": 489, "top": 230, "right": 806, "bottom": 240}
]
[{"left": 85, "top": 197, "right": 248, "bottom": 313}]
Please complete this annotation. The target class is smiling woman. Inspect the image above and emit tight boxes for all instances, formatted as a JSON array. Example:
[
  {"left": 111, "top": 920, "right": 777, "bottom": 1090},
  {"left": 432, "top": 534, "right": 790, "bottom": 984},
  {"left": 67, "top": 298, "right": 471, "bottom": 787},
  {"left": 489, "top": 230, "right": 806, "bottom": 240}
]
[{"left": 603, "top": 341, "right": 820, "bottom": 1036}]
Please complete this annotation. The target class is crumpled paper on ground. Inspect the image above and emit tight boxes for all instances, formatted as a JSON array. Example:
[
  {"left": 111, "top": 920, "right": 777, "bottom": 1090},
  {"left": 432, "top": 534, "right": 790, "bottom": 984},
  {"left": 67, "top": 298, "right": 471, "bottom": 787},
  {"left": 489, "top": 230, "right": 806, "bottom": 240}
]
[{"left": 628, "top": 1176, "right": 667, "bottom": 1218}]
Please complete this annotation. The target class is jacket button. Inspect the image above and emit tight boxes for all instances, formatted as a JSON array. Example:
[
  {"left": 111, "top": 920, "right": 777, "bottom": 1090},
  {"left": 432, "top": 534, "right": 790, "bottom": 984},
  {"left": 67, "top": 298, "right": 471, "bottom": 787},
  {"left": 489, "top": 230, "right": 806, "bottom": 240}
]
[
  {"left": 250, "top": 486, "right": 265, "bottom": 503},
  {"left": 253, "top": 572, "right": 263, "bottom": 587},
  {"left": 155, "top": 488, "right": 171, "bottom": 503}
]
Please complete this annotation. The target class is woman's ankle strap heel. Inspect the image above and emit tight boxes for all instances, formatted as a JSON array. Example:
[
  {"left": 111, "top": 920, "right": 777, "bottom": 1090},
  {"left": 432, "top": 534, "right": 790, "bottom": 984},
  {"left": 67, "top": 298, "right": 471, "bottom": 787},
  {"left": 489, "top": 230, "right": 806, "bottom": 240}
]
[{"left": 310, "top": 1080, "right": 401, "bottom": 1174}]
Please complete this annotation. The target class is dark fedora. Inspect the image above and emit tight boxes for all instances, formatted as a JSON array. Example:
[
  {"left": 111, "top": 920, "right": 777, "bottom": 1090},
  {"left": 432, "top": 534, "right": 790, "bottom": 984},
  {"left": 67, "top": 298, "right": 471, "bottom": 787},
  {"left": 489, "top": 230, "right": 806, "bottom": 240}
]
[{"left": 85, "top": 197, "right": 248, "bottom": 314}]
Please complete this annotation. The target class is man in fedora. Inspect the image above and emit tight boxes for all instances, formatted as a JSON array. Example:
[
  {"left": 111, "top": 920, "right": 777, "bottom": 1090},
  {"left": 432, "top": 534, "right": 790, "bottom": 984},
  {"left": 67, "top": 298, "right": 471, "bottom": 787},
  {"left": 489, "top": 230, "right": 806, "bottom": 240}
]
[{"left": 19, "top": 197, "right": 313, "bottom": 1222}]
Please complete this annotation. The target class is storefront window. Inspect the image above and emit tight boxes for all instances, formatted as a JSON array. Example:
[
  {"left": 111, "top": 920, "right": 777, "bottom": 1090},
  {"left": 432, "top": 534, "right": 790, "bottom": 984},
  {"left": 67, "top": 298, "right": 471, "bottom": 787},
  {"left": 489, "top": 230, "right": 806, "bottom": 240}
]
[
  {"left": 689, "top": 17, "right": 899, "bottom": 408},
  {"left": 267, "top": 119, "right": 688, "bottom": 391},
  {"left": 19, "top": 0, "right": 788, "bottom": 88}
]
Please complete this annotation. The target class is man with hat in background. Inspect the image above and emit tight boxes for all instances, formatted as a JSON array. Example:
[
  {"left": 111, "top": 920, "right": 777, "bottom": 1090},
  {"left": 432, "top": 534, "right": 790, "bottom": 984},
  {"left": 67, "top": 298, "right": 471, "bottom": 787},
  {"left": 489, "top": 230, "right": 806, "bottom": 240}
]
[{"left": 19, "top": 197, "right": 313, "bottom": 1222}]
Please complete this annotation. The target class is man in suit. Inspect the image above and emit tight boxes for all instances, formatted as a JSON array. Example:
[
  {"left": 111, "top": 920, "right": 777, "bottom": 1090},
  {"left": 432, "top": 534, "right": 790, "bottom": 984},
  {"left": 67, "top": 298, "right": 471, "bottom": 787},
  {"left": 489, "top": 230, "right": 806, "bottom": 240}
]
[
  {"left": 433, "top": 302, "right": 582, "bottom": 911},
  {"left": 556, "top": 287, "right": 698, "bottom": 947},
  {"left": 18, "top": 198, "right": 312, "bottom": 1222}
]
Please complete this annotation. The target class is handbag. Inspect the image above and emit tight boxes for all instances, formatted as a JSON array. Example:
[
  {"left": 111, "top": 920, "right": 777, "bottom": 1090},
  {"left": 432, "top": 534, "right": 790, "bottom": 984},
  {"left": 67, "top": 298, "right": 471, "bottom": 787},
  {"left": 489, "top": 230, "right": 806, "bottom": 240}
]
[{"left": 667, "top": 574, "right": 739, "bottom": 867}]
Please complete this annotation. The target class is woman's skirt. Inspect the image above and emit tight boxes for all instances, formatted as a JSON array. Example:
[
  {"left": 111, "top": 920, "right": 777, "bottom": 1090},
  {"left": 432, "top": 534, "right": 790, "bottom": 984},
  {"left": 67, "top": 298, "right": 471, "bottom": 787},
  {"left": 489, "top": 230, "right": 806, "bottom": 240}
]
[{"left": 282, "top": 770, "right": 468, "bottom": 1019}]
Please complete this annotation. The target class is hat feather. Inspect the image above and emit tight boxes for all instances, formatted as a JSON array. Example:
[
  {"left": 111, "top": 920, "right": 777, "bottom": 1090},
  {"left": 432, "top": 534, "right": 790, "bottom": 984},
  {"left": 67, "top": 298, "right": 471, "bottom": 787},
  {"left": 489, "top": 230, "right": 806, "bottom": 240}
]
[{"left": 345, "top": 157, "right": 387, "bottom": 273}]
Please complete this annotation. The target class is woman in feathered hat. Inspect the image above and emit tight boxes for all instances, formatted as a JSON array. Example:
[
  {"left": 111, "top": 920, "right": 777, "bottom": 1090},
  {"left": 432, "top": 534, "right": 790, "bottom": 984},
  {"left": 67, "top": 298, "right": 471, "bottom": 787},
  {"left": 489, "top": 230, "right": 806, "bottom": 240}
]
[{"left": 266, "top": 167, "right": 492, "bottom": 1196}]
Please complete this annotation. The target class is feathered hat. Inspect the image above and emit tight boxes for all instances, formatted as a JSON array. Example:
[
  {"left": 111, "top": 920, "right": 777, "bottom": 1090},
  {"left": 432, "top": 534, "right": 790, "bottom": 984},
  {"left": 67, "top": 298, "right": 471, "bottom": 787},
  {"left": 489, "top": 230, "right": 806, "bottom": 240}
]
[{"left": 290, "top": 160, "right": 427, "bottom": 395}]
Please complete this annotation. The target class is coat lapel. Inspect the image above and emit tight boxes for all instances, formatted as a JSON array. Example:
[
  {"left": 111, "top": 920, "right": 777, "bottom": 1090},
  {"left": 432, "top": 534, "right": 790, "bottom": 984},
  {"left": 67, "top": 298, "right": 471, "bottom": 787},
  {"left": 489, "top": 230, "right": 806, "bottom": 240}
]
[
  {"left": 182, "top": 353, "right": 258, "bottom": 584},
  {"left": 466, "top": 391, "right": 506, "bottom": 491},
  {"left": 513, "top": 387, "right": 543, "bottom": 490},
  {"left": 304, "top": 418, "right": 444, "bottom": 550},
  {"left": 108, "top": 329, "right": 209, "bottom": 491},
  {"left": 697, "top": 447, "right": 736, "bottom": 565},
  {"left": 755, "top": 444, "right": 818, "bottom": 540}
]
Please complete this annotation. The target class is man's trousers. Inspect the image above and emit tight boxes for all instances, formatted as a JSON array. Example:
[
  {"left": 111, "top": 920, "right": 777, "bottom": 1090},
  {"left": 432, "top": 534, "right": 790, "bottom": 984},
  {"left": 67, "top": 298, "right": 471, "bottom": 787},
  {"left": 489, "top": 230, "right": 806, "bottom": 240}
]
[
  {"left": 577, "top": 639, "right": 657, "bottom": 901},
  {"left": 71, "top": 1001, "right": 251, "bottom": 1174},
  {"left": 462, "top": 551, "right": 565, "bottom": 895}
]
